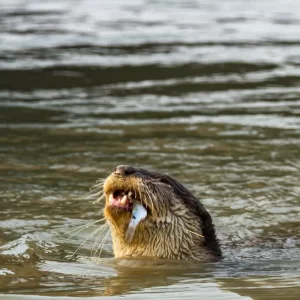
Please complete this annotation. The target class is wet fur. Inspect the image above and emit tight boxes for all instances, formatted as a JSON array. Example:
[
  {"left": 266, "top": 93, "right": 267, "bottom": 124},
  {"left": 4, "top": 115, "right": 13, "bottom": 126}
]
[{"left": 103, "top": 167, "right": 222, "bottom": 261}]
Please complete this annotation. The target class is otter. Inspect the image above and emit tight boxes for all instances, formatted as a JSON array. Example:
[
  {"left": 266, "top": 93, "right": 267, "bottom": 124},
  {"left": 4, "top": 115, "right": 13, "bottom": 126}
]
[{"left": 103, "top": 165, "right": 222, "bottom": 261}]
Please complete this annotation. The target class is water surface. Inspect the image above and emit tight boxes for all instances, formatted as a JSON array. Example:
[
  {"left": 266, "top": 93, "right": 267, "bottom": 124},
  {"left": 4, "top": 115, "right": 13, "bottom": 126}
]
[{"left": 1, "top": 0, "right": 300, "bottom": 299}]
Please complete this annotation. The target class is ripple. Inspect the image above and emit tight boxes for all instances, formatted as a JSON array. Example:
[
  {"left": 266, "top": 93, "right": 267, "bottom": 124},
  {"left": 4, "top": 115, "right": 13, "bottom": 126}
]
[{"left": 1, "top": 0, "right": 300, "bottom": 298}]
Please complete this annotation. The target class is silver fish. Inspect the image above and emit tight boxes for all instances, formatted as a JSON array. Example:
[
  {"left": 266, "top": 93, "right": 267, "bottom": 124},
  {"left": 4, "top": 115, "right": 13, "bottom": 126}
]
[{"left": 125, "top": 202, "right": 147, "bottom": 243}]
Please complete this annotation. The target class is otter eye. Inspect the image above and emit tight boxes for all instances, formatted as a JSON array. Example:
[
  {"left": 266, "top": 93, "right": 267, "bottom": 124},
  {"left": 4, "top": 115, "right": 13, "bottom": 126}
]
[
  {"left": 115, "top": 165, "right": 136, "bottom": 176},
  {"left": 124, "top": 168, "right": 134, "bottom": 175},
  {"left": 158, "top": 178, "right": 169, "bottom": 185}
]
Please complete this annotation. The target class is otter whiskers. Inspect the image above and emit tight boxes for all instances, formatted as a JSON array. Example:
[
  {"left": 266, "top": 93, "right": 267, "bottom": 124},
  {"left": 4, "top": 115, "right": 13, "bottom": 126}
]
[
  {"left": 174, "top": 223, "right": 204, "bottom": 238},
  {"left": 70, "top": 225, "right": 105, "bottom": 258},
  {"left": 91, "top": 223, "right": 109, "bottom": 256},
  {"left": 82, "top": 178, "right": 106, "bottom": 203},
  {"left": 97, "top": 228, "right": 111, "bottom": 258},
  {"left": 140, "top": 182, "right": 155, "bottom": 213},
  {"left": 66, "top": 218, "right": 105, "bottom": 239}
]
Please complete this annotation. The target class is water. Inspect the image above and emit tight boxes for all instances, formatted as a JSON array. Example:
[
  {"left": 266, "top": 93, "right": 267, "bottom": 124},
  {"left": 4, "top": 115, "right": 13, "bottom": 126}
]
[{"left": 1, "top": 0, "right": 300, "bottom": 299}]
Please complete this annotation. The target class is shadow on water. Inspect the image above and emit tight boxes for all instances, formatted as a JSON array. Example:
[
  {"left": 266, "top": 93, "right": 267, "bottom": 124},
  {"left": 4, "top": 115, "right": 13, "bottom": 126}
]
[{"left": 0, "top": 62, "right": 279, "bottom": 91}]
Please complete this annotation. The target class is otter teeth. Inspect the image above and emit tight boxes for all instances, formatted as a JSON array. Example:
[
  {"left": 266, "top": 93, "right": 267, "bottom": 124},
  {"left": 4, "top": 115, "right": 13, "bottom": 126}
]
[
  {"left": 108, "top": 190, "right": 135, "bottom": 208},
  {"left": 120, "top": 194, "right": 128, "bottom": 205},
  {"left": 127, "top": 191, "right": 134, "bottom": 203}
]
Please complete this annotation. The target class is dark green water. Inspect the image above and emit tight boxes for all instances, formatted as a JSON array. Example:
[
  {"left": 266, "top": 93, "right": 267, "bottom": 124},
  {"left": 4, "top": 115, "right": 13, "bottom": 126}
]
[{"left": 1, "top": 0, "right": 300, "bottom": 299}]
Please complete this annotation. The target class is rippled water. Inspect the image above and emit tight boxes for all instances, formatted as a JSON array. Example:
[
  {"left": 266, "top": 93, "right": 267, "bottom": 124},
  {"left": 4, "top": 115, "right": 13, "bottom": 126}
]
[{"left": 1, "top": 0, "right": 300, "bottom": 299}]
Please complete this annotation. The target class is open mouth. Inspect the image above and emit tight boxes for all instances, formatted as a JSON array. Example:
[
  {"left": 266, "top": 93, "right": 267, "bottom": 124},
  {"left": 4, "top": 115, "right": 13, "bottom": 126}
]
[
  {"left": 108, "top": 189, "right": 152, "bottom": 214},
  {"left": 108, "top": 190, "right": 135, "bottom": 211}
]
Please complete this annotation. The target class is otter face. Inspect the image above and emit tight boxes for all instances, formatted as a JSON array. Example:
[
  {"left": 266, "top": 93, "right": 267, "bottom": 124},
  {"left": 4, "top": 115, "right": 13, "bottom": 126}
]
[{"left": 103, "top": 165, "right": 222, "bottom": 261}]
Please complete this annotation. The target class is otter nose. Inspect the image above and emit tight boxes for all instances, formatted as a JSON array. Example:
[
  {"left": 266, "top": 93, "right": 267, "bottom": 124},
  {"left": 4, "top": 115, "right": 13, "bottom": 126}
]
[{"left": 114, "top": 165, "right": 135, "bottom": 176}]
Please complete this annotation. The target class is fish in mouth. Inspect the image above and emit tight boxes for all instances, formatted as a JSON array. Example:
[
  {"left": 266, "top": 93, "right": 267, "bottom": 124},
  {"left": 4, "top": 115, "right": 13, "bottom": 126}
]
[
  {"left": 103, "top": 165, "right": 222, "bottom": 261},
  {"left": 108, "top": 189, "right": 147, "bottom": 243}
]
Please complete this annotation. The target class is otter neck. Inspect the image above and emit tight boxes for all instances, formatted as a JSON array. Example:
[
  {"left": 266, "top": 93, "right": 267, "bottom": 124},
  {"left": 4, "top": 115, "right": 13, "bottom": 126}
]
[{"left": 108, "top": 215, "right": 216, "bottom": 261}]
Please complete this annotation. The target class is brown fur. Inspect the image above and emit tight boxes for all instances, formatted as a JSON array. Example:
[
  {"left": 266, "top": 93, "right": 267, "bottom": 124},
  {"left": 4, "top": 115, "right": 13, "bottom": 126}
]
[{"left": 103, "top": 166, "right": 222, "bottom": 261}]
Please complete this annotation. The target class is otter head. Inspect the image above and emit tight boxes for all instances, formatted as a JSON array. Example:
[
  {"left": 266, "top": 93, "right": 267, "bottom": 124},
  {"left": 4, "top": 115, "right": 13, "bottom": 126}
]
[{"left": 103, "top": 165, "right": 222, "bottom": 261}]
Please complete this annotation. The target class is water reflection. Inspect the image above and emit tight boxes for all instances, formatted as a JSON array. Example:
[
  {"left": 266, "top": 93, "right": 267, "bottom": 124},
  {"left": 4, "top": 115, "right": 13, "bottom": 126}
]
[{"left": 1, "top": 0, "right": 300, "bottom": 299}]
